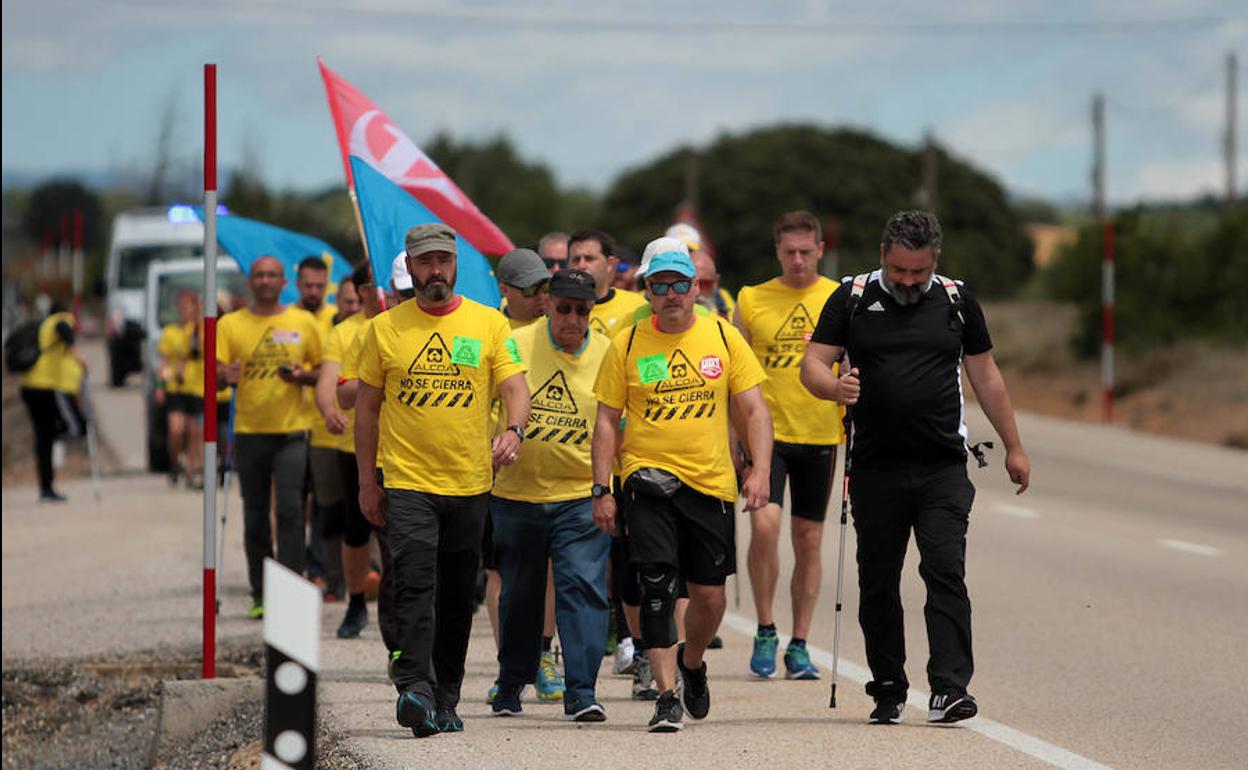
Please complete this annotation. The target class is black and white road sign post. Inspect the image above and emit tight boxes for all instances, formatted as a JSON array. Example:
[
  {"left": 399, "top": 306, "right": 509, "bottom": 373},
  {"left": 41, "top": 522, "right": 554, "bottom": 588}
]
[{"left": 263, "top": 558, "right": 320, "bottom": 770}]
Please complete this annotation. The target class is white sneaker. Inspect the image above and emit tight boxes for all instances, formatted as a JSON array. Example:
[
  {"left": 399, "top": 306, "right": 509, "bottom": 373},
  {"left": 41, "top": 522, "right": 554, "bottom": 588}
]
[{"left": 613, "top": 637, "right": 636, "bottom": 675}]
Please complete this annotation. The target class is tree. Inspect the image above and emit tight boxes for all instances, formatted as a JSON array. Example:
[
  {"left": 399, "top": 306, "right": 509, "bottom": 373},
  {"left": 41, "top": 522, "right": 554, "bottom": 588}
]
[
  {"left": 600, "top": 125, "right": 1033, "bottom": 296},
  {"left": 22, "top": 179, "right": 104, "bottom": 253}
]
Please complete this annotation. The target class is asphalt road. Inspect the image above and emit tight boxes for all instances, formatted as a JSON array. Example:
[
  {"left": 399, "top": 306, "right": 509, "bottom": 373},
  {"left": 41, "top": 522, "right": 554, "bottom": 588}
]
[{"left": 3, "top": 339, "right": 1245, "bottom": 768}]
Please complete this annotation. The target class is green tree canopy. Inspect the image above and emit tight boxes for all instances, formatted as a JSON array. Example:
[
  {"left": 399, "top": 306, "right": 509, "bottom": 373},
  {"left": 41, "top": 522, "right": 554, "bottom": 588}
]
[
  {"left": 600, "top": 124, "right": 1032, "bottom": 297},
  {"left": 22, "top": 179, "right": 105, "bottom": 252}
]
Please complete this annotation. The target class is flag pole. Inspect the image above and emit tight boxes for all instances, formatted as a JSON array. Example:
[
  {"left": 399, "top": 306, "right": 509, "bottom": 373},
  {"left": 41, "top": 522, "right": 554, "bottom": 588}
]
[
  {"left": 316, "top": 57, "right": 374, "bottom": 282},
  {"left": 202, "top": 62, "right": 219, "bottom": 680}
]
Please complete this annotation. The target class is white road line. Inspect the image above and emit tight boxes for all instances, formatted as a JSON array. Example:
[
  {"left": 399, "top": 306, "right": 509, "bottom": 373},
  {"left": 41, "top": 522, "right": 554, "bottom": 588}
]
[
  {"left": 720, "top": 612, "right": 1115, "bottom": 770},
  {"left": 1158, "top": 539, "right": 1222, "bottom": 557},
  {"left": 993, "top": 502, "right": 1040, "bottom": 519}
]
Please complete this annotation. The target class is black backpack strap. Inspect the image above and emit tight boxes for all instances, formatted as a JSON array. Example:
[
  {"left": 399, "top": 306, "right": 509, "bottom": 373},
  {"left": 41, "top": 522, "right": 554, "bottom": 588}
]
[
  {"left": 624, "top": 322, "right": 638, "bottom": 356},
  {"left": 715, "top": 318, "right": 730, "bottom": 357}
]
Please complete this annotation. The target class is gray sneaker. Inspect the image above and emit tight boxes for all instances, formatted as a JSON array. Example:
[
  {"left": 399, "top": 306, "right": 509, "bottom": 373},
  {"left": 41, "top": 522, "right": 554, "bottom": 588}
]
[
  {"left": 632, "top": 653, "right": 659, "bottom": 701},
  {"left": 648, "top": 690, "right": 683, "bottom": 732}
]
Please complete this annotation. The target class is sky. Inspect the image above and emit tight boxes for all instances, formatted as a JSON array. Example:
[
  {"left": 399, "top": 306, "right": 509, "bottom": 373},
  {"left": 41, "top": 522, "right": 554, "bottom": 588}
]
[{"left": 3, "top": 0, "right": 1245, "bottom": 207}]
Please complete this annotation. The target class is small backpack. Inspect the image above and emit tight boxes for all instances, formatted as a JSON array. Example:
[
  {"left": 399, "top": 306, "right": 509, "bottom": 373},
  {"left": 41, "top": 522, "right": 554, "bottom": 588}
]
[{"left": 4, "top": 321, "right": 42, "bottom": 373}]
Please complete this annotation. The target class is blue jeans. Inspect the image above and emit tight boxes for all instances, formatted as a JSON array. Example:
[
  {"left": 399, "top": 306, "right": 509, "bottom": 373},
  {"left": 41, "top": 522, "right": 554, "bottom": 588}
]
[{"left": 490, "top": 496, "right": 610, "bottom": 709}]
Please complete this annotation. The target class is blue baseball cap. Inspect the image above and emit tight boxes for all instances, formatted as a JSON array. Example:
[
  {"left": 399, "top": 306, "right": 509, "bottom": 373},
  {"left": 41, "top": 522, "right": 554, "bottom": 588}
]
[{"left": 643, "top": 250, "right": 696, "bottom": 279}]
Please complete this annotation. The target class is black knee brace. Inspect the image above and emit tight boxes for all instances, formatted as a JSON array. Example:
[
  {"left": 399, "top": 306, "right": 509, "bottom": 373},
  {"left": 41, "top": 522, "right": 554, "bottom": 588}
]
[{"left": 639, "top": 563, "right": 679, "bottom": 648}]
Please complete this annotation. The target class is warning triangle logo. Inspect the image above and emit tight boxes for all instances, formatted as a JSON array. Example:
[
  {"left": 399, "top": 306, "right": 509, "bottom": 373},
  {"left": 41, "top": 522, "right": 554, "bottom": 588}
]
[
  {"left": 250, "top": 327, "right": 286, "bottom": 360},
  {"left": 407, "top": 332, "right": 461, "bottom": 376},
  {"left": 531, "top": 370, "right": 578, "bottom": 415},
  {"left": 774, "top": 303, "right": 816, "bottom": 341},
  {"left": 655, "top": 349, "right": 705, "bottom": 393}
]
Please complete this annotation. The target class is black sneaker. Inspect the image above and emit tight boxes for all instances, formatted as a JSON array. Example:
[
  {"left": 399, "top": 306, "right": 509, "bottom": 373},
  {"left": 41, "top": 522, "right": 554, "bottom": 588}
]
[
  {"left": 336, "top": 601, "right": 368, "bottom": 638},
  {"left": 869, "top": 699, "right": 905, "bottom": 725},
  {"left": 39, "top": 490, "right": 68, "bottom": 503},
  {"left": 435, "top": 704, "right": 464, "bottom": 733},
  {"left": 676, "top": 643, "right": 710, "bottom": 720},
  {"left": 928, "top": 691, "right": 977, "bottom": 723},
  {"left": 648, "top": 690, "right": 684, "bottom": 732},
  {"left": 396, "top": 691, "right": 438, "bottom": 738}
]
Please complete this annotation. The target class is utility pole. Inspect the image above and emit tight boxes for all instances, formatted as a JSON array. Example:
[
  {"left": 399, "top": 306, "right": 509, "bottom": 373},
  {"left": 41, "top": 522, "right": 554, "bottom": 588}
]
[
  {"left": 922, "top": 129, "right": 938, "bottom": 213},
  {"left": 1227, "top": 51, "right": 1238, "bottom": 204},
  {"left": 1092, "top": 92, "right": 1114, "bottom": 423}
]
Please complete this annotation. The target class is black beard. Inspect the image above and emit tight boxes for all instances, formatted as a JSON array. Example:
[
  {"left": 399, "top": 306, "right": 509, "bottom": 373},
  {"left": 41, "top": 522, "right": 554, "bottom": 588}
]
[
  {"left": 416, "top": 276, "right": 453, "bottom": 302},
  {"left": 882, "top": 276, "right": 926, "bottom": 306}
]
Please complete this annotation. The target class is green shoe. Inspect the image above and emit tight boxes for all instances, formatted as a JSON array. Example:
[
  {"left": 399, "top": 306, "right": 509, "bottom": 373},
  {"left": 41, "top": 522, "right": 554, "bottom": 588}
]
[
  {"left": 535, "top": 651, "right": 564, "bottom": 702},
  {"left": 388, "top": 650, "right": 401, "bottom": 681},
  {"left": 247, "top": 600, "right": 264, "bottom": 620}
]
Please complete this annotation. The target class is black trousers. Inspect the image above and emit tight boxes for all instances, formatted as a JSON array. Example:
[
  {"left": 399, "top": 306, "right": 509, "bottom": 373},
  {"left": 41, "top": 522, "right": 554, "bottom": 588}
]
[
  {"left": 20, "top": 387, "right": 83, "bottom": 495},
  {"left": 851, "top": 461, "right": 976, "bottom": 699},
  {"left": 386, "top": 489, "right": 487, "bottom": 708},
  {"left": 234, "top": 432, "right": 308, "bottom": 600}
]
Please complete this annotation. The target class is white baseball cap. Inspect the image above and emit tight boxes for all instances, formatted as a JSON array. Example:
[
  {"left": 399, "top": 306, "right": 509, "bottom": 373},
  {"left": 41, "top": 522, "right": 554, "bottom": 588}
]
[
  {"left": 391, "top": 251, "right": 413, "bottom": 291},
  {"left": 639, "top": 236, "right": 690, "bottom": 278},
  {"left": 665, "top": 223, "right": 702, "bottom": 251}
]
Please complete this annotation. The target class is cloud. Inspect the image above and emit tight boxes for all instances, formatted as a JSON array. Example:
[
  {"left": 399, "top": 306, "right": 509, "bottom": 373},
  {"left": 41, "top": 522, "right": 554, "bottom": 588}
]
[{"left": 1126, "top": 156, "right": 1230, "bottom": 201}]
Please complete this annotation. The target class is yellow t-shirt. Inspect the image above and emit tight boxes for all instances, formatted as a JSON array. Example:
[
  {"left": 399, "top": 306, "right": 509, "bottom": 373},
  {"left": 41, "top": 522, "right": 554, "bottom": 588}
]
[
  {"left": 589, "top": 289, "right": 648, "bottom": 338},
  {"left": 307, "top": 304, "right": 339, "bottom": 449},
  {"left": 737, "top": 276, "right": 845, "bottom": 445},
  {"left": 339, "top": 315, "right": 386, "bottom": 468},
  {"left": 594, "top": 315, "right": 766, "bottom": 501},
  {"left": 19, "top": 313, "right": 77, "bottom": 392},
  {"left": 357, "top": 297, "right": 526, "bottom": 495},
  {"left": 492, "top": 322, "right": 611, "bottom": 503},
  {"left": 216, "top": 306, "right": 323, "bottom": 434},
  {"left": 323, "top": 311, "right": 365, "bottom": 453}
]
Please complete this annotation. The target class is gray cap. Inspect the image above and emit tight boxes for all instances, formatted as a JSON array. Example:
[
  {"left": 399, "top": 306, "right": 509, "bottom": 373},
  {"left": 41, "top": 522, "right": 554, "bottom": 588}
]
[
  {"left": 406, "top": 223, "right": 457, "bottom": 259},
  {"left": 496, "top": 248, "right": 549, "bottom": 289}
]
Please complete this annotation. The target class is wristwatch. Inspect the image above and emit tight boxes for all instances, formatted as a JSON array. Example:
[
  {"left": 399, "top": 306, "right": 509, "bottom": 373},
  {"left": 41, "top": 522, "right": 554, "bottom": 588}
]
[
  {"left": 591, "top": 483, "right": 611, "bottom": 499},
  {"left": 507, "top": 424, "right": 525, "bottom": 442}
]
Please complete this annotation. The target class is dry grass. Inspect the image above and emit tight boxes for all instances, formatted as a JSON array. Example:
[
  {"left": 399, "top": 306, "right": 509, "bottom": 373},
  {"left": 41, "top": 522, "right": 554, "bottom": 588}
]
[{"left": 980, "top": 301, "right": 1248, "bottom": 449}]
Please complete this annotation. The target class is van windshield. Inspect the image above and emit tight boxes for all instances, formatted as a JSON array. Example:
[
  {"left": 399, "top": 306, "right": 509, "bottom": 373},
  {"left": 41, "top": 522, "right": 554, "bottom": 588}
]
[
  {"left": 119, "top": 244, "right": 203, "bottom": 289},
  {"left": 157, "top": 271, "right": 250, "bottom": 328}
]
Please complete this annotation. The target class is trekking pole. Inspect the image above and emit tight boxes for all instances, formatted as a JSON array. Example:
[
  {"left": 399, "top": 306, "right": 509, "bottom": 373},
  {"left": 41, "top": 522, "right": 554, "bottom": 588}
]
[
  {"left": 829, "top": 406, "right": 853, "bottom": 708},
  {"left": 80, "top": 374, "right": 102, "bottom": 503},
  {"left": 215, "top": 396, "right": 236, "bottom": 614}
]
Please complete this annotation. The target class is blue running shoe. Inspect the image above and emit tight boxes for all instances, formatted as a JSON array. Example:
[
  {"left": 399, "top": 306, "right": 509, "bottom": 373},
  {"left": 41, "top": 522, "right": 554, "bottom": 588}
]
[
  {"left": 396, "top": 691, "right": 438, "bottom": 738},
  {"left": 784, "top": 642, "right": 820, "bottom": 680},
  {"left": 535, "top": 651, "right": 564, "bottom": 702},
  {"left": 435, "top": 704, "right": 464, "bottom": 732},
  {"left": 750, "top": 633, "right": 779, "bottom": 678}
]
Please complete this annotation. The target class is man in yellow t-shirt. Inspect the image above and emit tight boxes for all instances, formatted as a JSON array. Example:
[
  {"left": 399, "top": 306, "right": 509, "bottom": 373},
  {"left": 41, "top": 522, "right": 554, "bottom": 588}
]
[
  {"left": 296, "top": 256, "right": 342, "bottom": 595},
  {"left": 489, "top": 269, "right": 612, "bottom": 721},
  {"left": 314, "top": 270, "right": 377, "bottom": 638},
  {"left": 355, "top": 223, "right": 529, "bottom": 737},
  {"left": 568, "top": 229, "right": 647, "bottom": 338},
  {"left": 155, "top": 290, "right": 207, "bottom": 488},
  {"left": 18, "top": 303, "right": 87, "bottom": 502},
  {"left": 734, "top": 210, "right": 845, "bottom": 681},
  {"left": 216, "top": 255, "right": 323, "bottom": 619},
  {"left": 591, "top": 244, "right": 773, "bottom": 733}
]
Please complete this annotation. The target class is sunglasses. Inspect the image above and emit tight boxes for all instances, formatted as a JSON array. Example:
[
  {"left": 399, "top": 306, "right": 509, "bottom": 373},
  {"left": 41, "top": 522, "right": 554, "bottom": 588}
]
[
  {"left": 649, "top": 280, "right": 693, "bottom": 296},
  {"left": 553, "top": 302, "right": 591, "bottom": 317},
  {"left": 509, "top": 280, "right": 549, "bottom": 298},
  {"left": 542, "top": 258, "right": 567, "bottom": 271}
]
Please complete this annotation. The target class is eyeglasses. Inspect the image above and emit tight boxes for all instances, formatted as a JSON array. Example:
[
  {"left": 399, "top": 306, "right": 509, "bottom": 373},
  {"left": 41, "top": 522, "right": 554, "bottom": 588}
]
[
  {"left": 509, "top": 280, "right": 549, "bottom": 298},
  {"left": 648, "top": 280, "right": 693, "bottom": 296},
  {"left": 553, "top": 303, "right": 591, "bottom": 317},
  {"left": 542, "top": 258, "right": 566, "bottom": 271}
]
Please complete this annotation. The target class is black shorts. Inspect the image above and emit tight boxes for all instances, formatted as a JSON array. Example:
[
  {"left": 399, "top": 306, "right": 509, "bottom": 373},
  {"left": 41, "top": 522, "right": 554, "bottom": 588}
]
[
  {"left": 167, "top": 393, "right": 204, "bottom": 416},
  {"left": 768, "top": 441, "right": 837, "bottom": 522},
  {"left": 621, "top": 473, "right": 736, "bottom": 586},
  {"left": 326, "top": 450, "right": 371, "bottom": 548}
]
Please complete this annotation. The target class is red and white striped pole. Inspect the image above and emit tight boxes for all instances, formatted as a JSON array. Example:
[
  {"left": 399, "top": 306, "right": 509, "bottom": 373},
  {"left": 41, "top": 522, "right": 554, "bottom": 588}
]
[
  {"left": 202, "top": 63, "right": 219, "bottom": 680},
  {"left": 1101, "top": 220, "right": 1114, "bottom": 423},
  {"left": 71, "top": 209, "right": 84, "bottom": 325}
]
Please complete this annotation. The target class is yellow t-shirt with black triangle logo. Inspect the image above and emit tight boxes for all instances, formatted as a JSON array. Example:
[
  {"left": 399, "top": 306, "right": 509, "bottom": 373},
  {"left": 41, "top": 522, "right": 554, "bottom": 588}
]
[
  {"left": 306, "top": 304, "right": 340, "bottom": 449},
  {"left": 737, "top": 276, "right": 845, "bottom": 445},
  {"left": 357, "top": 298, "right": 526, "bottom": 495},
  {"left": 216, "top": 306, "right": 323, "bottom": 434},
  {"left": 594, "top": 315, "right": 766, "bottom": 502},
  {"left": 322, "top": 311, "right": 365, "bottom": 453},
  {"left": 492, "top": 321, "right": 611, "bottom": 503},
  {"left": 588, "top": 288, "right": 648, "bottom": 338}
]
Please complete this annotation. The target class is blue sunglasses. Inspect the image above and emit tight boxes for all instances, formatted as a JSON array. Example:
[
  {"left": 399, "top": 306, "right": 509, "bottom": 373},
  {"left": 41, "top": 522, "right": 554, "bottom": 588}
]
[{"left": 649, "top": 279, "right": 692, "bottom": 296}]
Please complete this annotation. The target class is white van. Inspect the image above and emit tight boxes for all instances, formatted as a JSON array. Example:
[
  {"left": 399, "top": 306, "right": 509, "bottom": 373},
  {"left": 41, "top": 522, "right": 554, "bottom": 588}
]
[{"left": 104, "top": 205, "right": 222, "bottom": 386}]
